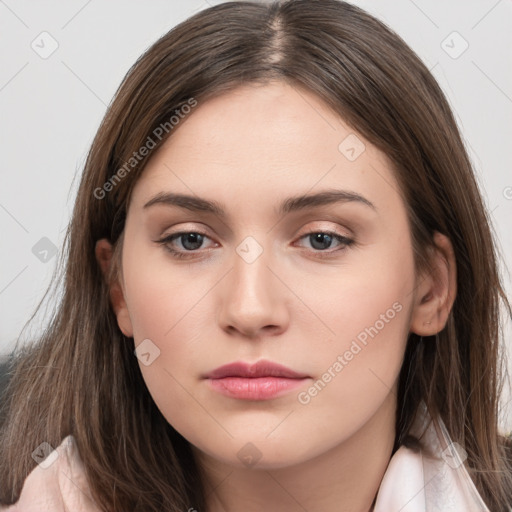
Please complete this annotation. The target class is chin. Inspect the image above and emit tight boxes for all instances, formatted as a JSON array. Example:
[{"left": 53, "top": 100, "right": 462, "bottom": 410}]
[{"left": 195, "top": 433, "right": 333, "bottom": 471}]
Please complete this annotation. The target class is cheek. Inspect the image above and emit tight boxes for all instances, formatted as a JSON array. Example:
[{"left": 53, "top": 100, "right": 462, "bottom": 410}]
[
  {"left": 121, "top": 246, "right": 220, "bottom": 434},
  {"left": 297, "top": 232, "right": 415, "bottom": 418},
  {"left": 122, "top": 236, "right": 212, "bottom": 341}
]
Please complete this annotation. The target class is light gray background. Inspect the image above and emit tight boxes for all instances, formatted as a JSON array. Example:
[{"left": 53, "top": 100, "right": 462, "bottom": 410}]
[{"left": 1, "top": 0, "right": 511, "bottom": 430}]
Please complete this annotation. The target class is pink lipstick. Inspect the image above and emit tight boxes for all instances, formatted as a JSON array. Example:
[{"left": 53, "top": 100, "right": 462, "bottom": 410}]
[{"left": 203, "top": 360, "right": 310, "bottom": 400}]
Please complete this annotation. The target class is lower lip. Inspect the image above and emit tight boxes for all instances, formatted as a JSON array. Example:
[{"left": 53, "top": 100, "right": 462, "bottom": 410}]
[{"left": 206, "top": 377, "right": 309, "bottom": 400}]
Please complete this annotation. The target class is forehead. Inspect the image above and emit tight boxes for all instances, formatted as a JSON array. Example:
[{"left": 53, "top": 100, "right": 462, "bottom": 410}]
[{"left": 129, "top": 81, "right": 403, "bottom": 220}]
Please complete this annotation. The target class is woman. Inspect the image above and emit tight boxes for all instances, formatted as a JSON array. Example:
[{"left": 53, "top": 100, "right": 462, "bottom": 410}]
[{"left": 1, "top": 0, "right": 511, "bottom": 510}]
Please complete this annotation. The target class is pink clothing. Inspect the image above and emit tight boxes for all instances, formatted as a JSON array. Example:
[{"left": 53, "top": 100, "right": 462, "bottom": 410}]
[
  {"left": 1, "top": 403, "right": 491, "bottom": 511},
  {"left": 0, "top": 436, "right": 99, "bottom": 512}
]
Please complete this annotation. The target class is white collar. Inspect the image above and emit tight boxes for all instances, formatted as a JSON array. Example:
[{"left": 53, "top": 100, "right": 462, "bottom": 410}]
[{"left": 374, "top": 402, "right": 490, "bottom": 511}]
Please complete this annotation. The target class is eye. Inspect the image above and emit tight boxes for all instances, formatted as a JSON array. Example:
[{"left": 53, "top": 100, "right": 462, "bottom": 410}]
[
  {"left": 156, "top": 231, "right": 216, "bottom": 259},
  {"left": 295, "top": 230, "right": 355, "bottom": 257},
  {"left": 155, "top": 229, "right": 355, "bottom": 260}
]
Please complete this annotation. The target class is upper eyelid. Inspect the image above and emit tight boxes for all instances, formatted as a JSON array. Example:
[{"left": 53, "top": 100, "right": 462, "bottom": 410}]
[{"left": 159, "top": 219, "right": 353, "bottom": 238}]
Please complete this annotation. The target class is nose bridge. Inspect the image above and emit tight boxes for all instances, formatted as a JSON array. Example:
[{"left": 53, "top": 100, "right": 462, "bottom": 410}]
[
  {"left": 231, "top": 235, "right": 274, "bottom": 309},
  {"left": 233, "top": 237, "right": 270, "bottom": 298}
]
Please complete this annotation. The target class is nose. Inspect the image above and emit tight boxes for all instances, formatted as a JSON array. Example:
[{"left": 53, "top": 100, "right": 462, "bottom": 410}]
[{"left": 217, "top": 246, "right": 290, "bottom": 339}]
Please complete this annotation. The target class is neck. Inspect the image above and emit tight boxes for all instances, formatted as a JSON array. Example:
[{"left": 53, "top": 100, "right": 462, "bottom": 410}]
[{"left": 194, "top": 392, "right": 397, "bottom": 512}]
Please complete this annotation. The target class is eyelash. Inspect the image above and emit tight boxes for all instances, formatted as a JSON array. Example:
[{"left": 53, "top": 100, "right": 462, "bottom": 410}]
[{"left": 155, "top": 229, "right": 355, "bottom": 260}]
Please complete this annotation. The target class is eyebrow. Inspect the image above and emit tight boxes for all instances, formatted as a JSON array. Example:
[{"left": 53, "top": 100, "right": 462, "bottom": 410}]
[{"left": 143, "top": 189, "right": 377, "bottom": 217}]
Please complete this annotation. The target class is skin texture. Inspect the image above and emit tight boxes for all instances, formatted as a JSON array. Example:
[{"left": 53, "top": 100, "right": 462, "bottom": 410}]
[{"left": 96, "top": 82, "right": 456, "bottom": 512}]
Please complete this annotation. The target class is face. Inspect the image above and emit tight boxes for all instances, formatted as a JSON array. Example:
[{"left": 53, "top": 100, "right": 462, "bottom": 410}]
[{"left": 114, "top": 81, "right": 418, "bottom": 470}]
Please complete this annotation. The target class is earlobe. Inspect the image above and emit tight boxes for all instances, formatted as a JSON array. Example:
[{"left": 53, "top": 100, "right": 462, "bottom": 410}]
[
  {"left": 409, "top": 232, "right": 457, "bottom": 336},
  {"left": 95, "top": 238, "right": 134, "bottom": 338}
]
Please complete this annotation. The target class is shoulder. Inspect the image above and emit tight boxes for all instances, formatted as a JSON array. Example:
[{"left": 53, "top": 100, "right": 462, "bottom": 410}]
[{"left": 0, "top": 435, "right": 100, "bottom": 512}]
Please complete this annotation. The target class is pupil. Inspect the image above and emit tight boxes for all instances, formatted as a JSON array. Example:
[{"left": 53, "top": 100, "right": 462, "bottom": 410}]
[
  {"left": 182, "top": 233, "right": 203, "bottom": 250},
  {"left": 310, "top": 233, "right": 332, "bottom": 250}
]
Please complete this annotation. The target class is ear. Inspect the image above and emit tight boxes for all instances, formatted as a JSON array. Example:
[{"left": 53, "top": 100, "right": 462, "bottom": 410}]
[
  {"left": 409, "top": 231, "right": 457, "bottom": 336},
  {"left": 95, "top": 238, "right": 133, "bottom": 338}
]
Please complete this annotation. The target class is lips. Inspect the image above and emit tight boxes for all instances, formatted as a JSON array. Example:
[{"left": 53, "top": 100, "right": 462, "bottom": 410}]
[
  {"left": 204, "top": 360, "right": 309, "bottom": 379},
  {"left": 203, "top": 360, "right": 310, "bottom": 400}
]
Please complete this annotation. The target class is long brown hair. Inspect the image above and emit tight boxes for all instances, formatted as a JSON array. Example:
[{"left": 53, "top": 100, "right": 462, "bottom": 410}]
[{"left": 1, "top": 0, "right": 511, "bottom": 510}]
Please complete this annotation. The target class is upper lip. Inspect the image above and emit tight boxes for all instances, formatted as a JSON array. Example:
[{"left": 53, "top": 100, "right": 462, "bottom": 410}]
[{"left": 204, "top": 360, "right": 309, "bottom": 379}]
